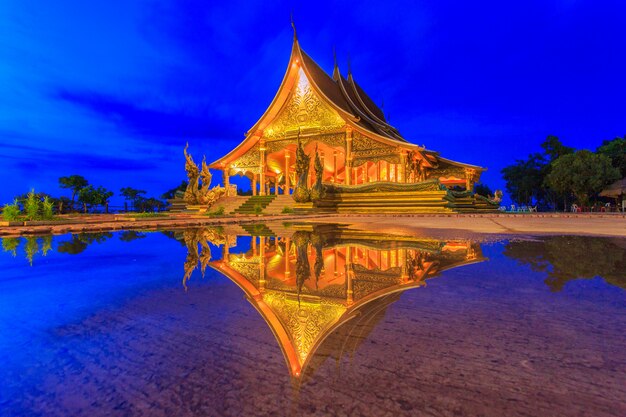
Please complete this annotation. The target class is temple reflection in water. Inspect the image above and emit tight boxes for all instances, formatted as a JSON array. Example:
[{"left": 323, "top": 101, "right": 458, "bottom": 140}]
[{"left": 180, "top": 224, "right": 484, "bottom": 381}]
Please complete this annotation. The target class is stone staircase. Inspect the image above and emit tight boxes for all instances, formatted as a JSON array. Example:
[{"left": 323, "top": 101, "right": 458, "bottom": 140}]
[
  {"left": 233, "top": 195, "right": 277, "bottom": 214},
  {"left": 211, "top": 196, "right": 248, "bottom": 214},
  {"left": 263, "top": 195, "right": 295, "bottom": 215}
]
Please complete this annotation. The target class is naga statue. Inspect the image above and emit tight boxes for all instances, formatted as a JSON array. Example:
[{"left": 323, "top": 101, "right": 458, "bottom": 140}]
[
  {"left": 183, "top": 144, "right": 226, "bottom": 208},
  {"left": 184, "top": 143, "right": 200, "bottom": 204},
  {"left": 292, "top": 135, "right": 311, "bottom": 203},
  {"left": 310, "top": 145, "right": 325, "bottom": 201}
]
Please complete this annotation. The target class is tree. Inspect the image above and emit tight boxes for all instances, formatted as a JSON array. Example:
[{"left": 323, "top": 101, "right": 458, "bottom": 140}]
[
  {"left": 78, "top": 185, "right": 114, "bottom": 213},
  {"left": 545, "top": 150, "right": 620, "bottom": 206},
  {"left": 59, "top": 175, "right": 89, "bottom": 208},
  {"left": 161, "top": 180, "right": 188, "bottom": 200},
  {"left": 501, "top": 154, "right": 544, "bottom": 205},
  {"left": 474, "top": 183, "right": 493, "bottom": 197},
  {"left": 120, "top": 187, "right": 146, "bottom": 211},
  {"left": 597, "top": 136, "right": 626, "bottom": 178}
]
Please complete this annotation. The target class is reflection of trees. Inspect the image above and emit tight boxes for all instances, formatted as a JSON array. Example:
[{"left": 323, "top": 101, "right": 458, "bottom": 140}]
[
  {"left": 57, "top": 232, "right": 113, "bottom": 255},
  {"left": 119, "top": 231, "right": 147, "bottom": 242},
  {"left": 504, "top": 237, "right": 626, "bottom": 291},
  {"left": 2, "top": 235, "right": 53, "bottom": 265}
]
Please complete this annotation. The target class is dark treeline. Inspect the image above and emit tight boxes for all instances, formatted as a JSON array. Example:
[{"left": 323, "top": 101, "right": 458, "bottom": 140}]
[
  {"left": 501, "top": 135, "right": 624, "bottom": 211},
  {"left": 2, "top": 175, "right": 190, "bottom": 219}
]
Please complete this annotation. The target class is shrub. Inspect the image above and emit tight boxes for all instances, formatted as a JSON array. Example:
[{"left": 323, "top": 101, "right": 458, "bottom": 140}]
[
  {"left": 25, "top": 190, "right": 40, "bottom": 221},
  {"left": 206, "top": 206, "right": 225, "bottom": 216},
  {"left": 253, "top": 204, "right": 263, "bottom": 215},
  {"left": 2, "top": 200, "right": 21, "bottom": 221},
  {"left": 281, "top": 206, "right": 294, "bottom": 214},
  {"left": 42, "top": 196, "right": 54, "bottom": 220}
]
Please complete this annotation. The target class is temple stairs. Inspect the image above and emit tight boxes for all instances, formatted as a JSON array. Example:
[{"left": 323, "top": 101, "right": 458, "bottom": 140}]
[
  {"left": 233, "top": 195, "right": 277, "bottom": 214},
  {"left": 311, "top": 181, "right": 499, "bottom": 214}
]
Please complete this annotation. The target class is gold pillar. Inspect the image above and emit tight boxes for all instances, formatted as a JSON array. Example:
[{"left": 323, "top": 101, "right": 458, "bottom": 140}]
[
  {"left": 320, "top": 152, "right": 325, "bottom": 181},
  {"left": 376, "top": 161, "right": 381, "bottom": 182},
  {"left": 222, "top": 165, "right": 230, "bottom": 195},
  {"left": 465, "top": 169, "right": 475, "bottom": 191},
  {"left": 284, "top": 237, "right": 291, "bottom": 279},
  {"left": 333, "top": 150, "right": 338, "bottom": 183},
  {"left": 259, "top": 139, "right": 267, "bottom": 196},
  {"left": 252, "top": 173, "right": 257, "bottom": 196},
  {"left": 285, "top": 152, "right": 291, "bottom": 194},
  {"left": 252, "top": 236, "right": 257, "bottom": 256},
  {"left": 345, "top": 246, "right": 353, "bottom": 304},
  {"left": 274, "top": 178, "right": 279, "bottom": 195},
  {"left": 259, "top": 236, "right": 266, "bottom": 289},
  {"left": 223, "top": 237, "right": 230, "bottom": 260},
  {"left": 345, "top": 128, "right": 353, "bottom": 185},
  {"left": 399, "top": 152, "right": 407, "bottom": 183}
]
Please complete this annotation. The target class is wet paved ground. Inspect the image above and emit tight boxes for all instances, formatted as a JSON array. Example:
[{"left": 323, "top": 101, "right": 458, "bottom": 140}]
[{"left": 0, "top": 231, "right": 625, "bottom": 416}]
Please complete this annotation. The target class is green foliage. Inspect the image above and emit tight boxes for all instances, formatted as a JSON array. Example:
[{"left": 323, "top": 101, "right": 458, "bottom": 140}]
[
  {"left": 131, "top": 212, "right": 167, "bottom": 218},
  {"left": 281, "top": 206, "right": 294, "bottom": 214},
  {"left": 2, "top": 200, "right": 21, "bottom": 221},
  {"left": 206, "top": 206, "right": 225, "bottom": 216},
  {"left": 24, "top": 236, "right": 39, "bottom": 266},
  {"left": 501, "top": 154, "right": 545, "bottom": 205},
  {"left": 78, "top": 185, "right": 114, "bottom": 211},
  {"left": 504, "top": 236, "right": 626, "bottom": 292},
  {"left": 161, "top": 181, "right": 188, "bottom": 200},
  {"left": 134, "top": 197, "right": 166, "bottom": 212},
  {"left": 545, "top": 150, "right": 620, "bottom": 206},
  {"left": 473, "top": 183, "right": 493, "bottom": 197},
  {"left": 1, "top": 237, "right": 20, "bottom": 256},
  {"left": 59, "top": 175, "right": 89, "bottom": 205},
  {"left": 42, "top": 196, "right": 54, "bottom": 220},
  {"left": 25, "top": 189, "right": 41, "bottom": 220},
  {"left": 253, "top": 203, "right": 263, "bottom": 215},
  {"left": 597, "top": 136, "right": 626, "bottom": 177}
]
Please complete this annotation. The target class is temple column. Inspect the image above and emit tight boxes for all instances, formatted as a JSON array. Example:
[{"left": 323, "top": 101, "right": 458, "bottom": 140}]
[
  {"left": 259, "top": 236, "right": 266, "bottom": 290},
  {"left": 399, "top": 248, "right": 408, "bottom": 283},
  {"left": 465, "top": 169, "right": 476, "bottom": 191},
  {"left": 399, "top": 152, "right": 407, "bottom": 183},
  {"left": 252, "top": 236, "right": 257, "bottom": 256},
  {"left": 223, "top": 165, "right": 230, "bottom": 195},
  {"left": 252, "top": 173, "right": 258, "bottom": 196},
  {"left": 259, "top": 139, "right": 267, "bottom": 196},
  {"left": 284, "top": 237, "right": 291, "bottom": 280},
  {"left": 285, "top": 152, "right": 291, "bottom": 194},
  {"left": 345, "top": 246, "right": 353, "bottom": 304},
  {"left": 376, "top": 161, "right": 381, "bottom": 182},
  {"left": 274, "top": 178, "right": 279, "bottom": 195},
  {"left": 345, "top": 128, "right": 353, "bottom": 185},
  {"left": 222, "top": 237, "right": 230, "bottom": 260},
  {"left": 333, "top": 151, "right": 338, "bottom": 183},
  {"left": 320, "top": 152, "right": 325, "bottom": 181}
]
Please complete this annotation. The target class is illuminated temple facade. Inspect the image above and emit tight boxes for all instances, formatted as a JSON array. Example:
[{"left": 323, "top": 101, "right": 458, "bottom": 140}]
[{"left": 208, "top": 31, "right": 498, "bottom": 213}]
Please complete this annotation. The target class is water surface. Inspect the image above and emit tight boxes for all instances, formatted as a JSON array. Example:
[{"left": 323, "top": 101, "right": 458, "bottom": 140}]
[{"left": 1, "top": 224, "right": 625, "bottom": 416}]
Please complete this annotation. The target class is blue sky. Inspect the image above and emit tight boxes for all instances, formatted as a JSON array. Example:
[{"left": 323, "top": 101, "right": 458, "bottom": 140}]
[{"left": 1, "top": 0, "right": 625, "bottom": 204}]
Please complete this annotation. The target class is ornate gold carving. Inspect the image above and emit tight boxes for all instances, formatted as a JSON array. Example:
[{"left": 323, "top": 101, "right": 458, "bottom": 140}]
[
  {"left": 265, "top": 68, "right": 345, "bottom": 140},
  {"left": 231, "top": 144, "right": 260, "bottom": 169},
  {"left": 262, "top": 290, "right": 346, "bottom": 364}
]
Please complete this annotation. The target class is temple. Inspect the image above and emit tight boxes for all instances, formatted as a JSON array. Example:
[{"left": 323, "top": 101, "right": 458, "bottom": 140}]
[
  {"left": 205, "top": 29, "right": 500, "bottom": 213},
  {"left": 181, "top": 224, "right": 485, "bottom": 381}
]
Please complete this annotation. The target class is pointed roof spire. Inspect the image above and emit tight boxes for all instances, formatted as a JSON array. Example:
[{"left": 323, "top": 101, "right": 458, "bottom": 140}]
[
  {"left": 347, "top": 52, "right": 352, "bottom": 75},
  {"left": 332, "top": 46, "right": 340, "bottom": 81},
  {"left": 291, "top": 12, "right": 297, "bottom": 41}
]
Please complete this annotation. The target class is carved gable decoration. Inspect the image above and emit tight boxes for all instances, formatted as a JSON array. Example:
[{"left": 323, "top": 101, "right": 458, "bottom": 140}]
[
  {"left": 231, "top": 144, "right": 260, "bottom": 170},
  {"left": 352, "top": 131, "right": 401, "bottom": 165},
  {"left": 265, "top": 68, "right": 345, "bottom": 140}
]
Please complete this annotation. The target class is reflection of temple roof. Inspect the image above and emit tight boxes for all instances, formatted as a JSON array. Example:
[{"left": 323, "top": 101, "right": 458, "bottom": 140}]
[{"left": 199, "top": 225, "right": 485, "bottom": 381}]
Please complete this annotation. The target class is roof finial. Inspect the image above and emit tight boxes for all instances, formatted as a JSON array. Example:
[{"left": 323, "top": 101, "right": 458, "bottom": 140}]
[
  {"left": 347, "top": 52, "right": 352, "bottom": 75},
  {"left": 333, "top": 46, "right": 338, "bottom": 68},
  {"left": 291, "top": 12, "right": 297, "bottom": 41},
  {"left": 332, "top": 46, "right": 341, "bottom": 81}
]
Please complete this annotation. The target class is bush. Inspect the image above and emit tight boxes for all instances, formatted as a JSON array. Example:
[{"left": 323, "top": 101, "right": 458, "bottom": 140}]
[
  {"left": 2, "top": 200, "right": 21, "bottom": 221},
  {"left": 131, "top": 212, "right": 167, "bottom": 218},
  {"left": 253, "top": 204, "right": 263, "bottom": 215},
  {"left": 281, "top": 206, "right": 294, "bottom": 214},
  {"left": 25, "top": 190, "right": 40, "bottom": 221},
  {"left": 42, "top": 196, "right": 54, "bottom": 220},
  {"left": 206, "top": 206, "right": 225, "bottom": 216}
]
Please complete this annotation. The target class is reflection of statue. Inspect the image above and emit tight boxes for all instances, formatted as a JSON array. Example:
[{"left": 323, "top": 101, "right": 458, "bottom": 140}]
[
  {"left": 310, "top": 145, "right": 324, "bottom": 201},
  {"left": 184, "top": 143, "right": 200, "bottom": 204},
  {"left": 183, "top": 144, "right": 226, "bottom": 208},
  {"left": 293, "top": 134, "right": 311, "bottom": 203},
  {"left": 293, "top": 231, "right": 312, "bottom": 296}
]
